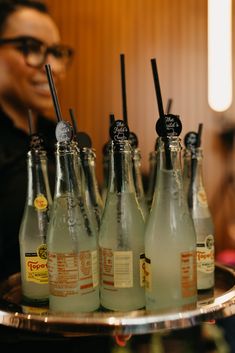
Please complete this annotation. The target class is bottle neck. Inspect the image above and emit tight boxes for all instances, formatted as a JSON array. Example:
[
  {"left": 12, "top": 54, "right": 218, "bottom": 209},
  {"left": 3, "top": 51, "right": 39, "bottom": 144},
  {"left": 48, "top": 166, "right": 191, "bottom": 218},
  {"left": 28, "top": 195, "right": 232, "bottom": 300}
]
[
  {"left": 132, "top": 148, "right": 145, "bottom": 197},
  {"left": 27, "top": 149, "right": 52, "bottom": 206},
  {"left": 191, "top": 147, "right": 204, "bottom": 188},
  {"left": 54, "top": 141, "right": 79, "bottom": 198},
  {"left": 158, "top": 136, "right": 182, "bottom": 172},
  {"left": 108, "top": 140, "right": 136, "bottom": 193},
  {"left": 81, "top": 147, "right": 102, "bottom": 204}
]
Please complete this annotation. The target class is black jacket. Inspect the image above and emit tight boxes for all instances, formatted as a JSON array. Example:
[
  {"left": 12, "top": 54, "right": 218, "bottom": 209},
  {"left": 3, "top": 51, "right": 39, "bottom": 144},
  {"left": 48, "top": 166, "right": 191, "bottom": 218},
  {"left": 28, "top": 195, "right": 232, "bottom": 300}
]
[{"left": 0, "top": 110, "right": 56, "bottom": 280}]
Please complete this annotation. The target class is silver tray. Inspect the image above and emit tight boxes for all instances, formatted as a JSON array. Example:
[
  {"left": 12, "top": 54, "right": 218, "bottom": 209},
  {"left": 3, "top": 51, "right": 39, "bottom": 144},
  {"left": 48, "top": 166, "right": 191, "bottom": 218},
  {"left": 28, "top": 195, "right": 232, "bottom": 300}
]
[{"left": 0, "top": 263, "right": 234, "bottom": 337}]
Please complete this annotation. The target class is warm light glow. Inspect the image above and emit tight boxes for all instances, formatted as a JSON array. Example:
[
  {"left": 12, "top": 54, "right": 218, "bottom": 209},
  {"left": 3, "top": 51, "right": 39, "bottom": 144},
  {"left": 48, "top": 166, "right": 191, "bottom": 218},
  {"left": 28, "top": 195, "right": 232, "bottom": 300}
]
[{"left": 208, "top": 0, "right": 232, "bottom": 112}]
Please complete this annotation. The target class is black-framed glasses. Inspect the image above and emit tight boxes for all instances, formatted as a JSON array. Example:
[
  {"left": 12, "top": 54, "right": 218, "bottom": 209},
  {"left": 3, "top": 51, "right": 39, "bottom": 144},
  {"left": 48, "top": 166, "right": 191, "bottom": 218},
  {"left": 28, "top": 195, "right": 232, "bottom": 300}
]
[{"left": 0, "top": 35, "right": 74, "bottom": 68}]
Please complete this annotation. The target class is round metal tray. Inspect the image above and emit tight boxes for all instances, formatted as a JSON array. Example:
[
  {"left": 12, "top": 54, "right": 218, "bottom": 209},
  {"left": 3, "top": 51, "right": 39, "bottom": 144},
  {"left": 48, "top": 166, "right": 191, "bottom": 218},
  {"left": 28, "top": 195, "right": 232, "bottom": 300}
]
[{"left": 0, "top": 263, "right": 234, "bottom": 337}]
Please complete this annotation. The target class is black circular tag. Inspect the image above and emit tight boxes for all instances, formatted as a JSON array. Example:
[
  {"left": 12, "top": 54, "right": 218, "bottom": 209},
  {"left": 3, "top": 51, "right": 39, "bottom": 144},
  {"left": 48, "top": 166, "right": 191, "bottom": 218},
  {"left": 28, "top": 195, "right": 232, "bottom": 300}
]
[
  {"left": 109, "top": 120, "right": 129, "bottom": 142},
  {"left": 155, "top": 114, "right": 182, "bottom": 137},
  {"left": 184, "top": 131, "right": 198, "bottom": 149},
  {"left": 30, "top": 133, "right": 44, "bottom": 150},
  {"left": 129, "top": 131, "right": 138, "bottom": 148},
  {"left": 55, "top": 121, "right": 73, "bottom": 142},
  {"left": 76, "top": 132, "right": 92, "bottom": 149}
]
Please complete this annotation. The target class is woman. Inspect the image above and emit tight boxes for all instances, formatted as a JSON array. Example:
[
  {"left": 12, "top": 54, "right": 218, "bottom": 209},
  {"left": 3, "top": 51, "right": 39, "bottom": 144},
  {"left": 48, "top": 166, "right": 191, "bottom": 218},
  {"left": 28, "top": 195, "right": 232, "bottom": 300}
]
[{"left": 0, "top": 0, "right": 74, "bottom": 280}]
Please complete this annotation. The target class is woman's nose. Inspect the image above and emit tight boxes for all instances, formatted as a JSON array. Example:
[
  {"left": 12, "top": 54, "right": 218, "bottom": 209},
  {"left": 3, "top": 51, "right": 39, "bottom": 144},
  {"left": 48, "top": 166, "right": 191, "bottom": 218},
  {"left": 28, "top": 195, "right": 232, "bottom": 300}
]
[{"left": 45, "top": 53, "right": 66, "bottom": 78}]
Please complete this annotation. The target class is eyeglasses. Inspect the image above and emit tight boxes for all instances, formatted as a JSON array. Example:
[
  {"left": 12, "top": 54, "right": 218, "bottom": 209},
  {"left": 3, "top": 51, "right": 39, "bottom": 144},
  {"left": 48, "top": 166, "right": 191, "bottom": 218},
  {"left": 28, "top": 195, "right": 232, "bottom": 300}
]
[{"left": 0, "top": 35, "right": 74, "bottom": 68}]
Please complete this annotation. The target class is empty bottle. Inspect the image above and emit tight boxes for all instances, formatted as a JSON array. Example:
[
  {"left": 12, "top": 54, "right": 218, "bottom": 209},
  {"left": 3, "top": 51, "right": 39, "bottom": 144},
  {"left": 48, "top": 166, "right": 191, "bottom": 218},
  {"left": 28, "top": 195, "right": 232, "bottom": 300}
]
[{"left": 189, "top": 146, "right": 215, "bottom": 291}]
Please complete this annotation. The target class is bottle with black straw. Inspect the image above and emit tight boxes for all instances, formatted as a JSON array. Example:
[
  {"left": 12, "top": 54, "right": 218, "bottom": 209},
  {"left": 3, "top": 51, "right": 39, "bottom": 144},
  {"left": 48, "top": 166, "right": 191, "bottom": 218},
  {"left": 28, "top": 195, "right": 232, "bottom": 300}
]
[
  {"left": 99, "top": 119, "right": 145, "bottom": 311},
  {"left": 187, "top": 123, "right": 215, "bottom": 292},
  {"left": 146, "top": 98, "right": 173, "bottom": 210},
  {"left": 45, "top": 64, "right": 99, "bottom": 312},
  {"left": 69, "top": 108, "right": 103, "bottom": 232},
  {"left": 144, "top": 58, "right": 197, "bottom": 311},
  {"left": 120, "top": 53, "right": 148, "bottom": 219},
  {"left": 19, "top": 109, "right": 52, "bottom": 305}
]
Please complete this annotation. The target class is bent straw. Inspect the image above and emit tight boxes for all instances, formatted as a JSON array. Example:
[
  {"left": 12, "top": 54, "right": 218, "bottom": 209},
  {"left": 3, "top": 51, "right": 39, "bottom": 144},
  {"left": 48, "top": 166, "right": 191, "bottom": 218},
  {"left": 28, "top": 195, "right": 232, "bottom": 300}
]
[
  {"left": 151, "top": 58, "right": 172, "bottom": 169},
  {"left": 45, "top": 64, "right": 63, "bottom": 122}
]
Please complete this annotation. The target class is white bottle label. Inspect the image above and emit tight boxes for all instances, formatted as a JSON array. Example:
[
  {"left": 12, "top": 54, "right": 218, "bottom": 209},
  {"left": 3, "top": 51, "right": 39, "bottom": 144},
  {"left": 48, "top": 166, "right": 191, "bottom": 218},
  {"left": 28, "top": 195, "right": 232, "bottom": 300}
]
[
  {"left": 101, "top": 248, "right": 133, "bottom": 288},
  {"left": 114, "top": 251, "right": 133, "bottom": 288},
  {"left": 197, "top": 234, "right": 214, "bottom": 274},
  {"left": 25, "top": 244, "right": 48, "bottom": 284}
]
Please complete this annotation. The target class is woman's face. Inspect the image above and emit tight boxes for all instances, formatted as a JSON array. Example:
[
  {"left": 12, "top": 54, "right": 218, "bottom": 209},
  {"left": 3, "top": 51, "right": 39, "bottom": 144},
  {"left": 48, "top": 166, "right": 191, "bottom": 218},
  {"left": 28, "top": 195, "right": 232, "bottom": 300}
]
[{"left": 0, "top": 8, "right": 66, "bottom": 114}]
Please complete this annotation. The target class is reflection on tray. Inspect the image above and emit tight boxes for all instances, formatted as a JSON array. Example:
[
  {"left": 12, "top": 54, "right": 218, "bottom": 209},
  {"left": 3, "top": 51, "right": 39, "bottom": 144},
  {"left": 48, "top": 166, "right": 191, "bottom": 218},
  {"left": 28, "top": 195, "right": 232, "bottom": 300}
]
[{"left": 0, "top": 263, "right": 234, "bottom": 337}]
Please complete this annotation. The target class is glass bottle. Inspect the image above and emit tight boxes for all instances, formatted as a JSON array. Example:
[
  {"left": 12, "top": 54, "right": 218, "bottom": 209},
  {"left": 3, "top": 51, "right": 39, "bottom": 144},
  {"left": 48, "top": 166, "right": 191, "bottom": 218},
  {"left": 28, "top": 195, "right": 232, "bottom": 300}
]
[
  {"left": 81, "top": 147, "right": 104, "bottom": 231},
  {"left": 99, "top": 121, "right": 145, "bottom": 311},
  {"left": 188, "top": 147, "right": 215, "bottom": 291},
  {"left": 46, "top": 141, "right": 100, "bottom": 313},
  {"left": 145, "top": 136, "right": 197, "bottom": 311},
  {"left": 132, "top": 147, "right": 148, "bottom": 220},
  {"left": 19, "top": 134, "right": 52, "bottom": 305}
]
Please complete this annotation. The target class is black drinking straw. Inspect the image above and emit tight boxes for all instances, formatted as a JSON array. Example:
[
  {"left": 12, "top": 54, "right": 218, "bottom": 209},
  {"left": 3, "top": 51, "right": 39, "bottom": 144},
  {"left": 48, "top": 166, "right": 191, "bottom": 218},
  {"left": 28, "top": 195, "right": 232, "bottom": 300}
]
[
  {"left": 110, "top": 113, "right": 115, "bottom": 126},
  {"left": 166, "top": 98, "right": 173, "bottom": 114},
  {"left": 150, "top": 58, "right": 172, "bottom": 169},
  {"left": 120, "top": 54, "right": 128, "bottom": 125},
  {"left": 69, "top": 107, "right": 78, "bottom": 134},
  {"left": 188, "top": 123, "right": 204, "bottom": 209},
  {"left": 196, "top": 123, "right": 203, "bottom": 148},
  {"left": 27, "top": 109, "right": 34, "bottom": 135},
  {"left": 45, "top": 64, "right": 63, "bottom": 122}
]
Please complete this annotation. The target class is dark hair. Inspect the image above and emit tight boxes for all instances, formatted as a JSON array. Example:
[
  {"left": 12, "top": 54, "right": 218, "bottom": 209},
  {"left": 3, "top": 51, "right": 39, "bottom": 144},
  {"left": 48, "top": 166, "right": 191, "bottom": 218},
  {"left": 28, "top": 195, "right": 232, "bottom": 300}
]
[{"left": 0, "top": 0, "right": 48, "bottom": 36}]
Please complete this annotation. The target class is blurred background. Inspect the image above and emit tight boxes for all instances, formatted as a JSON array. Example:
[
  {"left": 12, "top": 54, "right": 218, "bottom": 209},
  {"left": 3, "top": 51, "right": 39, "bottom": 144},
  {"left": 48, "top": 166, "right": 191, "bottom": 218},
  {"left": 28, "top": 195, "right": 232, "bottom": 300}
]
[{"left": 45, "top": 0, "right": 235, "bottom": 258}]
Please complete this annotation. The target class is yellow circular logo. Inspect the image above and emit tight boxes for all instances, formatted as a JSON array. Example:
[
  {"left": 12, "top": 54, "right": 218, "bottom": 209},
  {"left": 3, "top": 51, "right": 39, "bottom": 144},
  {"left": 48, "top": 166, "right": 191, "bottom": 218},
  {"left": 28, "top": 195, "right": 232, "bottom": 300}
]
[
  {"left": 37, "top": 244, "right": 47, "bottom": 260},
  {"left": 34, "top": 195, "right": 48, "bottom": 210}
]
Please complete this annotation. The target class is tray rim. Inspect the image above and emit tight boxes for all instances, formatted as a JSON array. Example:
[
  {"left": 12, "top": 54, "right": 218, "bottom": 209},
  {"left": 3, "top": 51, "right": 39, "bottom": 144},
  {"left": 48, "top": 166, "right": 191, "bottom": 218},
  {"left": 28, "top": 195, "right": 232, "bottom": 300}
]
[{"left": 0, "top": 263, "right": 235, "bottom": 336}]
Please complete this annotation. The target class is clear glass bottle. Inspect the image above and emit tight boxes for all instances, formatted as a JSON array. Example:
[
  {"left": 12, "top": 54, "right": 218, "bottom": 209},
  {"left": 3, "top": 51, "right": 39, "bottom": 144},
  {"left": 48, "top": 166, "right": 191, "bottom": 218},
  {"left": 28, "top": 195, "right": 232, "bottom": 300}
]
[
  {"left": 19, "top": 136, "right": 52, "bottom": 305},
  {"left": 46, "top": 141, "right": 99, "bottom": 313},
  {"left": 132, "top": 148, "right": 148, "bottom": 220},
  {"left": 189, "top": 147, "right": 215, "bottom": 291},
  {"left": 145, "top": 136, "right": 197, "bottom": 311},
  {"left": 81, "top": 147, "right": 104, "bottom": 231},
  {"left": 99, "top": 135, "right": 145, "bottom": 311}
]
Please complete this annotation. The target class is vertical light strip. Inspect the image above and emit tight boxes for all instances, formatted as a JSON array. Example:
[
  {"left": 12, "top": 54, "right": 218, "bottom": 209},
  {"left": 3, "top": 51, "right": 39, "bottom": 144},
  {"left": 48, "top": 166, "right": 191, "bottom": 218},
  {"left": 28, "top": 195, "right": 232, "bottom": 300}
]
[{"left": 208, "top": 0, "right": 232, "bottom": 112}]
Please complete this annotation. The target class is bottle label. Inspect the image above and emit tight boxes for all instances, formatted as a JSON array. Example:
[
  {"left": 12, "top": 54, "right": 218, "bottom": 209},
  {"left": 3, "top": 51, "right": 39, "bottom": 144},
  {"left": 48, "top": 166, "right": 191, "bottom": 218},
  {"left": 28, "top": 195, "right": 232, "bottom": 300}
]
[
  {"left": 101, "top": 248, "right": 133, "bottom": 288},
  {"left": 181, "top": 251, "right": 197, "bottom": 298},
  {"left": 48, "top": 250, "right": 98, "bottom": 297},
  {"left": 144, "top": 257, "right": 152, "bottom": 291},
  {"left": 34, "top": 194, "right": 48, "bottom": 211},
  {"left": 25, "top": 244, "right": 48, "bottom": 284},
  {"left": 197, "top": 234, "right": 215, "bottom": 273}
]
